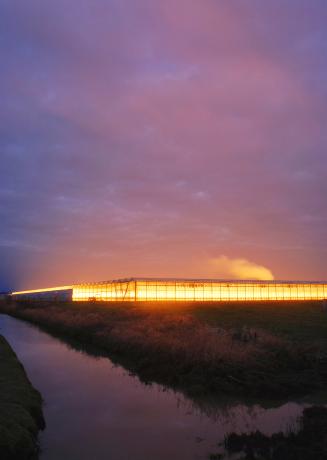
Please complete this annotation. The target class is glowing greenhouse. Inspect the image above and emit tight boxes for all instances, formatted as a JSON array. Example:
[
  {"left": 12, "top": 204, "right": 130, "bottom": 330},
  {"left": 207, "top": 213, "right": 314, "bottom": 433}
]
[{"left": 12, "top": 278, "right": 327, "bottom": 302}]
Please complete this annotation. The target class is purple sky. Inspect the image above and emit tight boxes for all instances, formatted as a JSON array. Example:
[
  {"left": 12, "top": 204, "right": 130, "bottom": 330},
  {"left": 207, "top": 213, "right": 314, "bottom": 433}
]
[{"left": 1, "top": 0, "right": 327, "bottom": 290}]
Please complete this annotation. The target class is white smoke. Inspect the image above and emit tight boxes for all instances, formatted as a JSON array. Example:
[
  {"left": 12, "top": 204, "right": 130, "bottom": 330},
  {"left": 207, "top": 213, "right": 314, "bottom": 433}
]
[{"left": 210, "top": 255, "right": 274, "bottom": 280}]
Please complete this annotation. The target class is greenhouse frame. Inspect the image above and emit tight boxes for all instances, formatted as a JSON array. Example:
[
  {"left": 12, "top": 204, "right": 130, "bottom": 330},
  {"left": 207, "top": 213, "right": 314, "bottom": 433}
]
[{"left": 12, "top": 278, "right": 327, "bottom": 302}]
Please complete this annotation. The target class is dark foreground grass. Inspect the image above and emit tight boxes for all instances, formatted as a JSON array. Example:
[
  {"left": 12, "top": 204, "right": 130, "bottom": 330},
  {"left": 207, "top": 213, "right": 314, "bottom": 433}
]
[
  {"left": 0, "top": 335, "right": 45, "bottom": 460},
  {"left": 1, "top": 300, "right": 327, "bottom": 399},
  {"left": 209, "top": 406, "right": 327, "bottom": 460}
]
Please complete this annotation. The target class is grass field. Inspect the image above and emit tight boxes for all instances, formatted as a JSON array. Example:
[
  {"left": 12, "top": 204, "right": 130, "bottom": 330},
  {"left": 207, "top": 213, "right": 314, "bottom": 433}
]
[
  {"left": 0, "top": 335, "right": 44, "bottom": 460},
  {"left": 187, "top": 301, "right": 327, "bottom": 342},
  {"left": 1, "top": 300, "right": 327, "bottom": 400}
]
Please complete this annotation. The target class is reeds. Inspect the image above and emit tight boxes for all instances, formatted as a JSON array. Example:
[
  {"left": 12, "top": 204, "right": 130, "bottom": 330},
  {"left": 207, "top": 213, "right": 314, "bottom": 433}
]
[{"left": 1, "top": 301, "right": 325, "bottom": 397}]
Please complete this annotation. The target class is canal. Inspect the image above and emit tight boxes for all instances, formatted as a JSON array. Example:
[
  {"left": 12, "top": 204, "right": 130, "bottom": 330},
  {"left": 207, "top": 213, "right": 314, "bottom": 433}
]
[{"left": 0, "top": 314, "right": 309, "bottom": 459}]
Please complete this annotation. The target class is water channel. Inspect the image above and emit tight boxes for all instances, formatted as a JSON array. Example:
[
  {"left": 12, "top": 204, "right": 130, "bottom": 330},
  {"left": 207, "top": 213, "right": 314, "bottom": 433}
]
[{"left": 0, "top": 314, "right": 313, "bottom": 459}]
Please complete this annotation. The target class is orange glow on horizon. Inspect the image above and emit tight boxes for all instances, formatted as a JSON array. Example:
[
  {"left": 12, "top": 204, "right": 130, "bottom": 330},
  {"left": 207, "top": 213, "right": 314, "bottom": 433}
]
[{"left": 12, "top": 285, "right": 73, "bottom": 295}]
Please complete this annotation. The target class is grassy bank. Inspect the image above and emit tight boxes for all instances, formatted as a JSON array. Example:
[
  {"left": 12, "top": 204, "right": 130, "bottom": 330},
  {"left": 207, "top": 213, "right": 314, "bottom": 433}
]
[
  {"left": 0, "top": 335, "right": 45, "bottom": 460},
  {"left": 1, "top": 300, "right": 327, "bottom": 399},
  {"left": 210, "top": 405, "right": 327, "bottom": 460}
]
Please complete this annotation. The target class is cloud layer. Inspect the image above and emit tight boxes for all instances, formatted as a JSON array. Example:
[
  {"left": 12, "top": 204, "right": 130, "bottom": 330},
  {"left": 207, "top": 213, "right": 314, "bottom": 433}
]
[{"left": 1, "top": 1, "right": 327, "bottom": 289}]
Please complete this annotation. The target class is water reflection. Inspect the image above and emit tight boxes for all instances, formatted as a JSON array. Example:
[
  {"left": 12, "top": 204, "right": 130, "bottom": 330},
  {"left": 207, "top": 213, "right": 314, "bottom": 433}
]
[{"left": 0, "top": 315, "right": 315, "bottom": 460}]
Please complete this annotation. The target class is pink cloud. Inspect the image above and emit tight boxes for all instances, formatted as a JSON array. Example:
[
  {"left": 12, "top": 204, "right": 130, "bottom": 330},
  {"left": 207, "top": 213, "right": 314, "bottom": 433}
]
[{"left": 1, "top": 0, "right": 327, "bottom": 289}]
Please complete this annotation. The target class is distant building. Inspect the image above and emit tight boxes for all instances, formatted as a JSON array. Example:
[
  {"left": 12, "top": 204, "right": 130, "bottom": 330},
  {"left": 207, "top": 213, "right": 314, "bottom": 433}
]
[
  {"left": 11, "top": 278, "right": 327, "bottom": 302},
  {"left": 0, "top": 292, "right": 9, "bottom": 301}
]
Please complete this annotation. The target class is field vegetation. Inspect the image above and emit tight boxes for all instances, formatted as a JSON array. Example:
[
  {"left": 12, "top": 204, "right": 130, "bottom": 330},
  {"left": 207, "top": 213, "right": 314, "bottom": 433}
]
[
  {"left": 0, "top": 335, "right": 45, "bottom": 460},
  {"left": 1, "top": 300, "right": 327, "bottom": 399}
]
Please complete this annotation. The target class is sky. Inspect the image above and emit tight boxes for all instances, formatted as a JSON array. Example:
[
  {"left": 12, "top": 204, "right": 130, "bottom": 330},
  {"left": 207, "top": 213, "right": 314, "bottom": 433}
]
[{"left": 1, "top": 0, "right": 327, "bottom": 290}]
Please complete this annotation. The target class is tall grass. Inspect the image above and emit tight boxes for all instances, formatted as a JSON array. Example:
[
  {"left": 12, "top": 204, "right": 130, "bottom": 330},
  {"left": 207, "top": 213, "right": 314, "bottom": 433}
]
[{"left": 1, "top": 301, "right": 326, "bottom": 398}]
